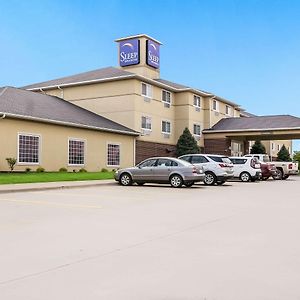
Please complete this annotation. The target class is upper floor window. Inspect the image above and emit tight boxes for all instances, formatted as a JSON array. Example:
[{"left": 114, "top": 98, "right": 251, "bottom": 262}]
[
  {"left": 162, "top": 120, "right": 171, "bottom": 134},
  {"left": 193, "top": 124, "right": 201, "bottom": 136},
  {"left": 193, "top": 95, "right": 201, "bottom": 108},
  {"left": 141, "top": 82, "right": 152, "bottom": 98},
  {"left": 225, "top": 105, "right": 231, "bottom": 116},
  {"left": 162, "top": 90, "right": 171, "bottom": 107},
  {"left": 107, "top": 144, "right": 120, "bottom": 166},
  {"left": 18, "top": 133, "right": 40, "bottom": 164},
  {"left": 271, "top": 142, "right": 274, "bottom": 150},
  {"left": 141, "top": 116, "right": 152, "bottom": 130},
  {"left": 69, "top": 139, "right": 85, "bottom": 165},
  {"left": 212, "top": 99, "right": 219, "bottom": 111}
]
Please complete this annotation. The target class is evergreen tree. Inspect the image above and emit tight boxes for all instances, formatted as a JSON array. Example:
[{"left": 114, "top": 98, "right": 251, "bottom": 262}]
[
  {"left": 277, "top": 144, "right": 291, "bottom": 161},
  {"left": 176, "top": 128, "right": 200, "bottom": 157},
  {"left": 250, "top": 140, "right": 266, "bottom": 154}
]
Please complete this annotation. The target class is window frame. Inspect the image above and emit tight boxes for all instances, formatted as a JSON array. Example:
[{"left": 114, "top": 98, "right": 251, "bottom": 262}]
[
  {"left": 17, "top": 132, "right": 41, "bottom": 165},
  {"left": 141, "top": 115, "right": 152, "bottom": 131},
  {"left": 225, "top": 105, "right": 231, "bottom": 116},
  {"left": 161, "top": 120, "right": 171, "bottom": 134},
  {"left": 107, "top": 143, "right": 121, "bottom": 167},
  {"left": 193, "top": 95, "right": 201, "bottom": 108},
  {"left": 141, "top": 82, "right": 152, "bottom": 98},
  {"left": 212, "top": 99, "right": 219, "bottom": 112},
  {"left": 193, "top": 123, "right": 201, "bottom": 137},
  {"left": 162, "top": 90, "right": 171, "bottom": 106},
  {"left": 68, "top": 138, "right": 86, "bottom": 166}
]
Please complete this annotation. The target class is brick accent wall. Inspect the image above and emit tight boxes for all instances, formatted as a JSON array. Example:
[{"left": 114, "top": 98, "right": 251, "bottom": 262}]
[
  {"left": 204, "top": 138, "right": 231, "bottom": 155},
  {"left": 136, "top": 140, "right": 177, "bottom": 163}
]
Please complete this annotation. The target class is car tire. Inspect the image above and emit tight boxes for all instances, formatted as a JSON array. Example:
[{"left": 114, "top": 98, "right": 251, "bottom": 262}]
[
  {"left": 283, "top": 175, "right": 289, "bottom": 180},
  {"left": 185, "top": 181, "right": 194, "bottom": 187},
  {"left": 262, "top": 176, "right": 269, "bottom": 181},
  {"left": 170, "top": 174, "right": 183, "bottom": 188},
  {"left": 216, "top": 181, "right": 225, "bottom": 185},
  {"left": 275, "top": 168, "right": 283, "bottom": 180},
  {"left": 119, "top": 173, "right": 133, "bottom": 186},
  {"left": 204, "top": 172, "right": 217, "bottom": 185},
  {"left": 240, "top": 172, "right": 251, "bottom": 182}
]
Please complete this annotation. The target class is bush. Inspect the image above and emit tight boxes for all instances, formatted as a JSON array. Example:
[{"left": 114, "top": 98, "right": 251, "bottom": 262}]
[
  {"left": 59, "top": 167, "right": 68, "bottom": 172},
  {"left": 101, "top": 168, "right": 108, "bottom": 172},
  {"left": 25, "top": 168, "right": 31, "bottom": 173},
  {"left": 79, "top": 168, "right": 87, "bottom": 173},
  {"left": 36, "top": 167, "right": 45, "bottom": 173},
  {"left": 176, "top": 127, "right": 200, "bottom": 157},
  {"left": 277, "top": 144, "right": 292, "bottom": 161},
  {"left": 5, "top": 157, "right": 17, "bottom": 172},
  {"left": 250, "top": 140, "right": 266, "bottom": 154}
]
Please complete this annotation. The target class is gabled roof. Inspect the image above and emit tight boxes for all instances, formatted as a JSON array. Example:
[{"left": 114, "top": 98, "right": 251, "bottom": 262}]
[
  {"left": 0, "top": 87, "right": 138, "bottom": 136},
  {"left": 203, "top": 115, "right": 300, "bottom": 133}
]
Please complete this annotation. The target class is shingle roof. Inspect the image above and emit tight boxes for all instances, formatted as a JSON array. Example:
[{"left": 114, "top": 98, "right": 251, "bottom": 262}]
[
  {"left": 0, "top": 87, "right": 138, "bottom": 135},
  {"left": 22, "top": 67, "right": 135, "bottom": 90},
  {"left": 204, "top": 115, "right": 300, "bottom": 132}
]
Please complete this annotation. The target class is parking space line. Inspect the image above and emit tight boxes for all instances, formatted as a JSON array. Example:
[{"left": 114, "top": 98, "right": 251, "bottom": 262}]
[{"left": 0, "top": 198, "right": 103, "bottom": 209}]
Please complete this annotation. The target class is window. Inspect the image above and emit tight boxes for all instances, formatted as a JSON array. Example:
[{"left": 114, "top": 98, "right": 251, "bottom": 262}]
[
  {"left": 107, "top": 144, "right": 120, "bottom": 166},
  {"left": 162, "top": 120, "right": 171, "bottom": 134},
  {"left": 180, "top": 156, "right": 191, "bottom": 163},
  {"left": 226, "top": 105, "right": 231, "bottom": 115},
  {"left": 230, "top": 158, "right": 247, "bottom": 165},
  {"left": 162, "top": 90, "right": 171, "bottom": 106},
  {"left": 191, "top": 155, "right": 209, "bottom": 164},
  {"left": 141, "top": 82, "right": 152, "bottom": 98},
  {"left": 138, "top": 158, "right": 157, "bottom": 168},
  {"left": 193, "top": 124, "right": 201, "bottom": 136},
  {"left": 208, "top": 156, "right": 232, "bottom": 164},
  {"left": 271, "top": 142, "right": 274, "bottom": 150},
  {"left": 277, "top": 144, "right": 280, "bottom": 151},
  {"left": 193, "top": 95, "right": 201, "bottom": 109},
  {"left": 69, "top": 139, "right": 85, "bottom": 165},
  {"left": 18, "top": 134, "right": 40, "bottom": 164},
  {"left": 212, "top": 99, "right": 219, "bottom": 111},
  {"left": 141, "top": 116, "right": 152, "bottom": 130}
]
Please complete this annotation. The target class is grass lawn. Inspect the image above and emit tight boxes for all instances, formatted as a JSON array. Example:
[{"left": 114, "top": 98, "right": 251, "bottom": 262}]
[{"left": 0, "top": 171, "right": 114, "bottom": 185}]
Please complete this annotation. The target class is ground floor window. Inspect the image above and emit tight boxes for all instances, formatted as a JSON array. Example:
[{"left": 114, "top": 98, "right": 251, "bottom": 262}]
[
  {"left": 107, "top": 144, "right": 120, "bottom": 166},
  {"left": 69, "top": 139, "right": 85, "bottom": 165},
  {"left": 18, "top": 134, "right": 40, "bottom": 164},
  {"left": 162, "top": 120, "right": 171, "bottom": 134}
]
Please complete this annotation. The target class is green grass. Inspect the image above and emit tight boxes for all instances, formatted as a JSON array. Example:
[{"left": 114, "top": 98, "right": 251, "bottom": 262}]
[{"left": 0, "top": 171, "right": 114, "bottom": 185}]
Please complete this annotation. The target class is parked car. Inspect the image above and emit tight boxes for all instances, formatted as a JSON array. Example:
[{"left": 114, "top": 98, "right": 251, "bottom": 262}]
[
  {"left": 179, "top": 154, "right": 233, "bottom": 185},
  {"left": 114, "top": 157, "right": 205, "bottom": 188},
  {"left": 244, "top": 154, "right": 299, "bottom": 180},
  {"left": 229, "top": 156, "right": 262, "bottom": 182},
  {"left": 259, "top": 161, "right": 278, "bottom": 180}
]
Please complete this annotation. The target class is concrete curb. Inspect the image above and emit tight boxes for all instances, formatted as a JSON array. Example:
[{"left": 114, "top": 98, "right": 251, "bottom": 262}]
[{"left": 0, "top": 180, "right": 115, "bottom": 194}]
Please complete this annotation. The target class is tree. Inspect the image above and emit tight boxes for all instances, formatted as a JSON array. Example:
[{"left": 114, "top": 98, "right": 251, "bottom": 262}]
[
  {"left": 250, "top": 140, "right": 266, "bottom": 154},
  {"left": 277, "top": 144, "right": 291, "bottom": 161},
  {"left": 6, "top": 157, "right": 17, "bottom": 172},
  {"left": 176, "top": 127, "right": 200, "bottom": 157}
]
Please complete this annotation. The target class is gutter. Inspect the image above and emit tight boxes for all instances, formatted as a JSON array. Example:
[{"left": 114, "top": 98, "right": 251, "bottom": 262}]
[
  {"left": 203, "top": 127, "right": 300, "bottom": 134},
  {"left": 1, "top": 112, "right": 140, "bottom": 137}
]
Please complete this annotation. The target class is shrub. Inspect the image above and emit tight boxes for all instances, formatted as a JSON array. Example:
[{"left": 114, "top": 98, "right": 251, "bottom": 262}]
[
  {"left": 176, "top": 127, "right": 200, "bottom": 157},
  {"left": 79, "top": 168, "right": 87, "bottom": 173},
  {"left": 277, "top": 144, "right": 292, "bottom": 161},
  {"left": 101, "top": 168, "right": 108, "bottom": 172},
  {"left": 250, "top": 140, "right": 266, "bottom": 154},
  {"left": 59, "top": 167, "right": 68, "bottom": 172},
  {"left": 36, "top": 167, "right": 45, "bottom": 173},
  {"left": 6, "top": 157, "right": 17, "bottom": 172},
  {"left": 25, "top": 168, "right": 31, "bottom": 173}
]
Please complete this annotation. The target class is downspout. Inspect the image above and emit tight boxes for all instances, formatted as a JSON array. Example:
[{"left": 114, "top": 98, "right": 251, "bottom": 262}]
[
  {"left": 57, "top": 86, "right": 64, "bottom": 99},
  {"left": 270, "top": 142, "right": 273, "bottom": 162}
]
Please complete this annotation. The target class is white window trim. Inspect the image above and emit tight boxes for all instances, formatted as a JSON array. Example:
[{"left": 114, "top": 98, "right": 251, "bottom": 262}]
[
  {"left": 68, "top": 137, "right": 86, "bottom": 166},
  {"left": 106, "top": 142, "right": 121, "bottom": 167},
  {"left": 141, "top": 82, "right": 152, "bottom": 98},
  {"left": 162, "top": 89, "right": 172, "bottom": 105},
  {"left": 212, "top": 99, "right": 219, "bottom": 112},
  {"left": 193, "top": 95, "right": 201, "bottom": 108},
  {"left": 161, "top": 119, "right": 171, "bottom": 134},
  {"left": 141, "top": 115, "right": 152, "bottom": 131},
  {"left": 225, "top": 105, "right": 231, "bottom": 116},
  {"left": 17, "top": 132, "right": 41, "bottom": 165},
  {"left": 193, "top": 123, "right": 201, "bottom": 137}
]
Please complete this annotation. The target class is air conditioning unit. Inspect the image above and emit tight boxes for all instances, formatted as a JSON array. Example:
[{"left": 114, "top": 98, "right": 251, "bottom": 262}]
[
  {"left": 194, "top": 135, "right": 200, "bottom": 141},
  {"left": 214, "top": 111, "right": 219, "bottom": 116},
  {"left": 164, "top": 102, "right": 170, "bottom": 108},
  {"left": 163, "top": 133, "right": 170, "bottom": 139},
  {"left": 141, "top": 129, "right": 151, "bottom": 136},
  {"left": 144, "top": 97, "right": 151, "bottom": 102},
  {"left": 195, "top": 107, "right": 200, "bottom": 112}
]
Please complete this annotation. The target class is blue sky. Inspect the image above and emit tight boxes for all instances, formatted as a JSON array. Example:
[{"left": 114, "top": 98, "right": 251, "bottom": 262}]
[{"left": 1, "top": 0, "right": 300, "bottom": 150}]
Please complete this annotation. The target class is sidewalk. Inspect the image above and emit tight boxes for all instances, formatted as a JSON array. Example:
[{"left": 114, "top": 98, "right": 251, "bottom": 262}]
[{"left": 0, "top": 179, "right": 115, "bottom": 194}]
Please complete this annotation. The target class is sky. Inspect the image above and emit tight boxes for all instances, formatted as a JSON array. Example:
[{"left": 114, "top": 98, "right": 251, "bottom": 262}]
[{"left": 1, "top": 0, "right": 300, "bottom": 150}]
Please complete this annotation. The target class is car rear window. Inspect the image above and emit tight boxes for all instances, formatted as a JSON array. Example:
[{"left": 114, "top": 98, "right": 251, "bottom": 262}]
[
  {"left": 208, "top": 156, "right": 232, "bottom": 164},
  {"left": 230, "top": 158, "right": 247, "bottom": 165}
]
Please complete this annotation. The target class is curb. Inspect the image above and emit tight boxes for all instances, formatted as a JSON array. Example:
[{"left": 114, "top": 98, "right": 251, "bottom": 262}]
[{"left": 0, "top": 180, "right": 115, "bottom": 194}]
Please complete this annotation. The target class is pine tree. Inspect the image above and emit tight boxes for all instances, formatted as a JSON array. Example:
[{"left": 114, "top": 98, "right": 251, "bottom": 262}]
[
  {"left": 277, "top": 144, "right": 291, "bottom": 161},
  {"left": 250, "top": 140, "right": 266, "bottom": 154},
  {"left": 176, "top": 127, "right": 200, "bottom": 157}
]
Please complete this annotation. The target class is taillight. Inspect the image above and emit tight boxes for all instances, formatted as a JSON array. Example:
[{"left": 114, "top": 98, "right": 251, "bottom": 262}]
[
  {"left": 289, "top": 163, "right": 293, "bottom": 169},
  {"left": 250, "top": 159, "right": 255, "bottom": 168},
  {"left": 219, "top": 163, "right": 226, "bottom": 168}
]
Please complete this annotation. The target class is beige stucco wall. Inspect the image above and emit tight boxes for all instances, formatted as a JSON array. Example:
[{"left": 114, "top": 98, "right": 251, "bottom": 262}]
[
  {"left": 0, "top": 118, "right": 135, "bottom": 172},
  {"left": 261, "top": 140, "right": 293, "bottom": 157}
]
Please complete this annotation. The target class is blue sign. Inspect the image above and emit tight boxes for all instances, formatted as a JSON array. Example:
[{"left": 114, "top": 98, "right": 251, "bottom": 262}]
[
  {"left": 146, "top": 40, "right": 160, "bottom": 69},
  {"left": 119, "top": 39, "right": 140, "bottom": 67}
]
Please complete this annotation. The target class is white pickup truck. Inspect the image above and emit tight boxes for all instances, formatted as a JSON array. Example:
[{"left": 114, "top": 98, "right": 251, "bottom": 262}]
[{"left": 244, "top": 154, "right": 299, "bottom": 180}]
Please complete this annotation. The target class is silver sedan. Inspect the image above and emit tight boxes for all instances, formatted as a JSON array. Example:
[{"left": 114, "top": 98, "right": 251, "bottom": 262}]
[{"left": 114, "top": 157, "right": 205, "bottom": 188}]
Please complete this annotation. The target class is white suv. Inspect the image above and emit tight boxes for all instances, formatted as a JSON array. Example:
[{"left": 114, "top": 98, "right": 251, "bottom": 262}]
[
  {"left": 179, "top": 154, "right": 234, "bottom": 185},
  {"left": 229, "top": 156, "right": 262, "bottom": 182}
]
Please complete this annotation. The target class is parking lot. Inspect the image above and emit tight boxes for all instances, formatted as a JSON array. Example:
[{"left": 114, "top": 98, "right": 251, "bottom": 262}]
[{"left": 0, "top": 177, "right": 300, "bottom": 300}]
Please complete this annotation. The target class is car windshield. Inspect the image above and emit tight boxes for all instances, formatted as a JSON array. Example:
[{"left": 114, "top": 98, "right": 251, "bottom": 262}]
[
  {"left": 208, "top": 156, "right": 232, "bottom": 164},
  {"left": 137, "top": 159, "right": 157, "bottom": 168},
  {"left": 177, "top": 158, "right": 192, "bottom": 167}
]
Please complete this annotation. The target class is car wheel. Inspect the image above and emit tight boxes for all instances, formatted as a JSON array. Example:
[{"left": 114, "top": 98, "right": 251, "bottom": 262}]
[
  {"left": 204, "top": 172, "right": 217, "bottom": 185},
  {"left": 275, "top": 168, "right": 283, "bottom": 180},
  {"left": 119, "top": 173, "right": 133, "bottom": 186},
  {"left": 240, "top": 172, "right": 251, "bottom": 182},
  {"left": 282, "top": 175, "right": 289, "bottom": 180},
  {"left": 185, "top": 181, "right": 194, "bottom": 187},
  {"left": 170, "top": 174, "right": 183, "bottom": 188},
  {"left": 262, "top": 176, "right": 269, "bottom": 181},
  {"left": 216, "top": 181, "right": 225, "bottom": 185}
]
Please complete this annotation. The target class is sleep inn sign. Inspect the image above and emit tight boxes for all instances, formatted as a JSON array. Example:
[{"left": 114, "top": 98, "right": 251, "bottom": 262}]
[{"left": 119, "top": 38, "right": 140, "bottom": 67}]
